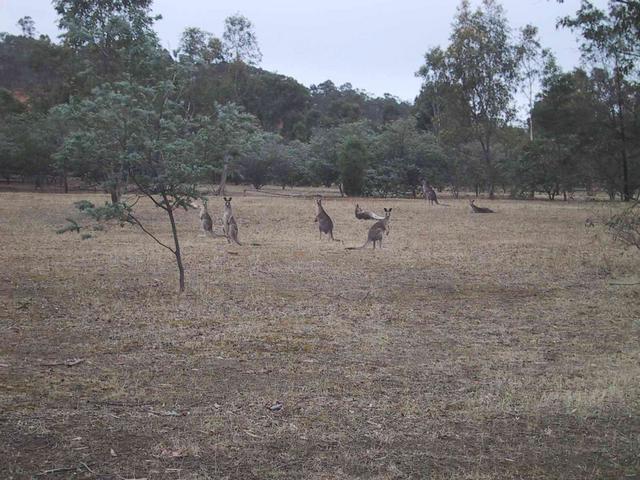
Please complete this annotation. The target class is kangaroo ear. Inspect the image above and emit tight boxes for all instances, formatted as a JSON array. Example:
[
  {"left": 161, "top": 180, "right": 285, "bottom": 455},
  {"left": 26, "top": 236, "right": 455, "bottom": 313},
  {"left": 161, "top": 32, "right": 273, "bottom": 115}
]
[
  {"left": 229, "top": 197, "right": 232, "bottom": 201},
  {"left": 389, "top": 208, "right": 392, "bottom": 212}
]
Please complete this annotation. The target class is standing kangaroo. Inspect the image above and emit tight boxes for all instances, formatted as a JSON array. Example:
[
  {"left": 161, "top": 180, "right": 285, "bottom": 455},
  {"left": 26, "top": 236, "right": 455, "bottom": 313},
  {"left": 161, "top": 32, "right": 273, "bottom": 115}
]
[
  {"left": 222, "top": 197, "right": 242, "bottom": 245},
  {"left": 314, "top": 197, "right": 339, "bottom": 241},
  {"left": 422, "top": 179, "right": 440, "bottom": 205},
  {"left": 355, "top": 204, "right": 384, "bottom": 220},
  {"left": 469, "top": 199, "right": 494, "bottom": 213},
  {"left": 347, "top": 208, "right": 392, "bottom": 250},
  {"left": 194, "top": 199, "right": 214, "bottom": 236}
]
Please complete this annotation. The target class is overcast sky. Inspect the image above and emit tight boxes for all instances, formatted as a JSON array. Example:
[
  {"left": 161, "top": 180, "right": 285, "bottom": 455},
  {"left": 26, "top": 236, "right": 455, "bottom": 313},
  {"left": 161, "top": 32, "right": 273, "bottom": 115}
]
[{"left": 0, "top": 0, "right": 608, "bottom": 102}]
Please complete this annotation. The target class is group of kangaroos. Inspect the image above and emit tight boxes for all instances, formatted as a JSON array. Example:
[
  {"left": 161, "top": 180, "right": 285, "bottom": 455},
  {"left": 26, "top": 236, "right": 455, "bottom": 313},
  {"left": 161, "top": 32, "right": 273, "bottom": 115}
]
[{"left": 191, "top": 181, "right": 494, "bottom": 250}]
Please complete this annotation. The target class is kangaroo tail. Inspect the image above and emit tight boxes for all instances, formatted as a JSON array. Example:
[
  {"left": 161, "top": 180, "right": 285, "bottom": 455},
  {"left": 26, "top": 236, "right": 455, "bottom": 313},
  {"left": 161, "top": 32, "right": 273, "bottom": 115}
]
[{"left": 346, "top": 240, "right": 370, "bottom": 250}]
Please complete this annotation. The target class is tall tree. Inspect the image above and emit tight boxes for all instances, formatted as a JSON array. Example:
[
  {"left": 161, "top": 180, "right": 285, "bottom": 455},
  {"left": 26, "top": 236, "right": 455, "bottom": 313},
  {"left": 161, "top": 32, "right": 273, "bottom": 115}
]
[
  {"left": 53, "top": 0, "right": 165, "bottom": 88},
  {"left": 222, "top": 14, "right": 262, "bottom": 66},
  {"left": 177, "top": 27, "right": 224, "bottom": 65},
  {"left": 17, "top": 16, "right": 36, "bottom": 38},
  {"left": 339, "top": 137, "right": 369, "bottom": 196},
  {"left": 517, "top": 25, "right": 549, "bottom": 141},
  {"left": 559, "top": 0, "right": 640, "bottom": 201},
  {"left": 418, "top": 0, "right": 521, "bottom": 198}
]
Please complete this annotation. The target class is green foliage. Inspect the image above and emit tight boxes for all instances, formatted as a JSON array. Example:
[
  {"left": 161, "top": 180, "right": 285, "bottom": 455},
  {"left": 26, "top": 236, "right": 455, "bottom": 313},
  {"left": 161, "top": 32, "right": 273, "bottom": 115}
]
[
  {"left": 0, "top": 34, "right": 71, "bottom": 110},
  {"left": 54, "top": 0, "right": 167, "bottom": 89},
  {"left": 177, "top": 27, "right": 224, "bottom": 65},
  {"left": 417, "top": 0, "right": 521, "bottom": 197},
  {"left": 339, "top": 137, "right": 369, "bottom": 196},
  {"left": 0, "top": 110, "right": 57, "bottom": 179},
  {"left": 222, "top": 14, "right": 262, "bottom": 65},
  {"left": 3, "top": 0, "right": 640, "bottom": 203},
  {"left": 73, "top": 200, "right": 95, "bottom": 211}
]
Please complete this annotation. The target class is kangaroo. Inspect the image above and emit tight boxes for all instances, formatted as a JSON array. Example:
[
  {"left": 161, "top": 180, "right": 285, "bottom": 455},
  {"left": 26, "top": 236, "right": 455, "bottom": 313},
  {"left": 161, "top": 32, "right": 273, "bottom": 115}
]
[
  {"left": 314, "top": 197, "right": 339, "bottom": 241},
  {"left": 355, "top": 204, "right": 384, "bottom": 220},
  {"left": 469, "top": 199, "right": 494, "bottom": 213},
  {"left": 422, "top": 179, "right": 440, "bottom": 205},
  {"left": 193, "top": 198, "right": 214, "bottom": 236},
  {"left": 347, "top": 208, "right": 392, "bottom": 250},
  {"left": 222, "top": 197, "right": 242, "bottom": 245}
]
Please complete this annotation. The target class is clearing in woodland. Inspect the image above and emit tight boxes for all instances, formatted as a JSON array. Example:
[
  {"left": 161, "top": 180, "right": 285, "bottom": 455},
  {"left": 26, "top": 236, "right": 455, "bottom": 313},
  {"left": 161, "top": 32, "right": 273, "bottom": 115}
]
[{"left": 1, "top": 190, "right": 639, "bottom": 479}]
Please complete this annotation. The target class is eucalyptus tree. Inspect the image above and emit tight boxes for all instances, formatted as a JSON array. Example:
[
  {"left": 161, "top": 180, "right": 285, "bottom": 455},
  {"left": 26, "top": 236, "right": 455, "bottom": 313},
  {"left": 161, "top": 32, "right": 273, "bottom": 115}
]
[
  {"left": 177, "top": 27, "right": 224, "bottom": 65},
  {"left": 417, "top": 0, "right": 521, "bottom": 198},
  {"left": 269, "top": 140, "right": 310, "bottom": 189},
  {"left": 56, "top": 80, "right": 205, "bottom": 292},
  {"left": 309, "top": 121, "right": 373, "bottom": 193},
  {"left": 52, "top": 82, "right": 146, "bottom": 203},
  {"left": 222, "top": 14, "right": 262, "bottom": 66},
  {"left": 53, "top": 0, "right": 167, "bottom": 88},
  {"left": 236, "top": 131, "right": 280, "bottom": 190},
  {"left": 222, "top": 13, "right": 262, "bottom": 102},
  {"left": 17, "top": 16, "right": 36, "bottom": 38},
  {"left": 559, "top": 0, "right": 640, "bottom": 200},
  {"left": 374, "top": 116, "right": 446, "bottom": 196},
  {"left": 194, "top": 103, "right": 259, "bottom": 195},
  {"left": 517, "top": 25, "right": 549, "bottom": 141}
]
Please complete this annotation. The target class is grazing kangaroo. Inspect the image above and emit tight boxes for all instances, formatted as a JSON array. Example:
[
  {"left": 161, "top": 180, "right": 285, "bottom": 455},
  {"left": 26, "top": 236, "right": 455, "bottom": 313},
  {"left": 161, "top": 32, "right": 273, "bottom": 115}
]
[
  {"left": 347, "top": 208, "right": 392, "bottom": 250},
  {"left": 222, "top": 197, "right": 242, "bottom": 245},
  {"left": 355, "top": 204, "right": 384, "bottom": 220},
  {"left": 469, "top": 199, "right": 494, "bottom": 213},
  {"left": 193, "top": 199, "right": 214, "bottom": 236},
  {"left": 314, "top": 197, "right": 339, "bottom": 241},
  {"left": 422, "top": 179, "right": 439, "bottom": 205}
]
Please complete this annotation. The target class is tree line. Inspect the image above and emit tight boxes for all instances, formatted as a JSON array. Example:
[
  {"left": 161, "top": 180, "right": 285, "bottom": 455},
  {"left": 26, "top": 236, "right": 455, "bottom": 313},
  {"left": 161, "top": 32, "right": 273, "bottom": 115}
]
[{"left": 0, "top": 0, "right": 639, "bottom": 201}]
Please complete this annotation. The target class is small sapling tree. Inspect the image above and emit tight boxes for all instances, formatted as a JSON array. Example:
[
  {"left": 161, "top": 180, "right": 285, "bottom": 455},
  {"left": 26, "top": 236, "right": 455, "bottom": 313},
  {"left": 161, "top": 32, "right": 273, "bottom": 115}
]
[{"left": 57, "top": 80, "right": 204, "bottom": 292}]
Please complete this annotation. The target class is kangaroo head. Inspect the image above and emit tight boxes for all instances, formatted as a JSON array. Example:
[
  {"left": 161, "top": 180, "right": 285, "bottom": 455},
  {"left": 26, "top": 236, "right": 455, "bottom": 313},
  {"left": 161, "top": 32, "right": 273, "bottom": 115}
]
[
  {"left": 383, "top": 207, "right": 392, "bottom": 219},
  {"left": 469, "top": 199, "right": 475, "bottom": 205},
  {"left": 315, "top": 196, "right": 323, "bottom": 206},
  {"left": 224, "top": 197, "right": 232, "bottom": 208}
]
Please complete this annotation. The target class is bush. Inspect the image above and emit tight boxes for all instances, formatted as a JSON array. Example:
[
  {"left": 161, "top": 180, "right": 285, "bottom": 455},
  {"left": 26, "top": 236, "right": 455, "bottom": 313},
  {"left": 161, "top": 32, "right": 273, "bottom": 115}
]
[{"left": 606, "top": 201, "right": 640, "bottom": 250}]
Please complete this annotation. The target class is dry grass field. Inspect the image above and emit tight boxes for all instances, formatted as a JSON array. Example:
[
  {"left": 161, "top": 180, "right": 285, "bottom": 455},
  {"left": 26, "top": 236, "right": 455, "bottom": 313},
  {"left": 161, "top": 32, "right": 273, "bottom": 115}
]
[{"left": 1, "top": 189, "right": 639, "bottom": 479}]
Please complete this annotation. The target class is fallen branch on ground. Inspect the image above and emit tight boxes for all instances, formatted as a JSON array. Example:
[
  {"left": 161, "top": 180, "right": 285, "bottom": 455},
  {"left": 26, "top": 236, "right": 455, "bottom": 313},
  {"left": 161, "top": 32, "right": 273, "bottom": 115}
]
[{"left": 40, "top": 358, "right": 85, "bottom": 367}]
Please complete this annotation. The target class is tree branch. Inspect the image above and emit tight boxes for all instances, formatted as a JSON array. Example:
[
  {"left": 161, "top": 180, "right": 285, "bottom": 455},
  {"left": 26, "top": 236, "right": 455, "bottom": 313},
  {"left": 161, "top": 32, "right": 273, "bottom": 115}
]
[{"left": 127, "top": 212, "right": 176, "bottom": 254}]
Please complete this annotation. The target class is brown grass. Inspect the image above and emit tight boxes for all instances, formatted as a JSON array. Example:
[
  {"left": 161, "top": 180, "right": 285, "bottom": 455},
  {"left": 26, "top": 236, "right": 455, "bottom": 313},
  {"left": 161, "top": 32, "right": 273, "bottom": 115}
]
[{"left": 1, "top": 189, "right": 639, "bottom": 479}]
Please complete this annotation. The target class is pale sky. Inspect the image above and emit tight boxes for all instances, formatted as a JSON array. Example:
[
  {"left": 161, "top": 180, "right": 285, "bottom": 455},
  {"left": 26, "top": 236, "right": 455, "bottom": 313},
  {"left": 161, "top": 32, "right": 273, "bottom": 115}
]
[{"left": 0, "top": 0, "right": 608, "bottom": 103}]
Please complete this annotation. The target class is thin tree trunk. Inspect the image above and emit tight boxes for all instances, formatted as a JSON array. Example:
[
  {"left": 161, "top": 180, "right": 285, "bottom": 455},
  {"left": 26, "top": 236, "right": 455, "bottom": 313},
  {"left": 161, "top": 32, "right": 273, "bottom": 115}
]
[
  {"left": 614, "top": 67, "right": 631, "bottom": 202},
  {"left": 217, "top": 158, "right": 229, "bottom": 196},
  {"left": 164, "top": 197, "right": 185, "bottom": 292}
]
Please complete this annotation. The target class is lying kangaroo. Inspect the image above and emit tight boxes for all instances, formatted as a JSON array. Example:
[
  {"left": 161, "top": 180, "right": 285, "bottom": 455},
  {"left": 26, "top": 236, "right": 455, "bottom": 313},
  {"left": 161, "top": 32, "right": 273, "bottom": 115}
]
[
  {"left": 222, "top": 197, "right": 242, "bottom": 245},
  {"left": 314, "top": 197, "right": 339, "bottom": 241},
  {"left": 192, "top": 198, "right": 214, "bottom": 236},
  {"left": 469, "top": 199, "right": 494, "bottom": 213},
  {"left": 421, "top": 179, "right": 438, "bottom": 206},
  {"left": 347, "top": 208, "right": 392, "bottom": 250},
  {"left": 355, "top": 204, "right": 384, "bottom": 220}
]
